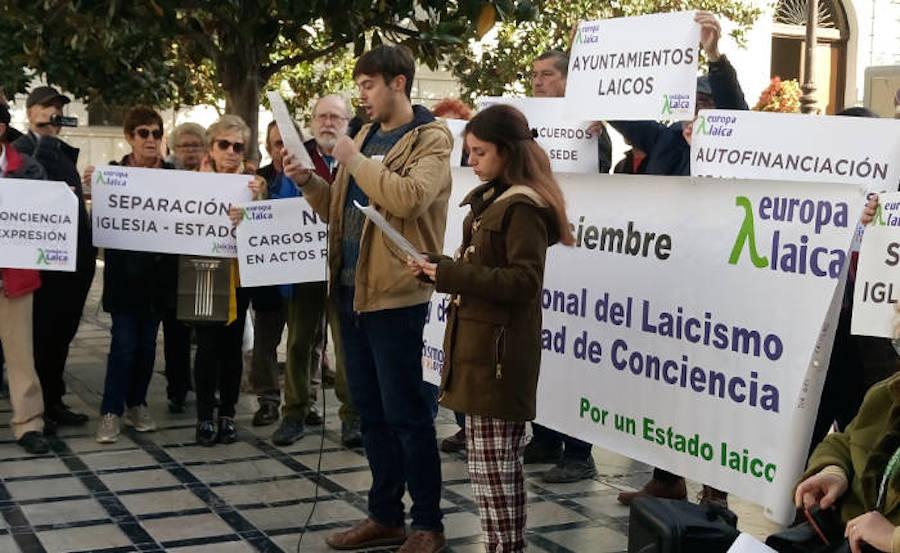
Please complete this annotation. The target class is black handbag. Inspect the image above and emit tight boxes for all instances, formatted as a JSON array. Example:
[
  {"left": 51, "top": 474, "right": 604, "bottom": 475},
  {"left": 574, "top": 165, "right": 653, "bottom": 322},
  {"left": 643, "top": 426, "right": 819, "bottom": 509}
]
[{"left": 628, "top": 497, "right": 740, "bottom": 553}]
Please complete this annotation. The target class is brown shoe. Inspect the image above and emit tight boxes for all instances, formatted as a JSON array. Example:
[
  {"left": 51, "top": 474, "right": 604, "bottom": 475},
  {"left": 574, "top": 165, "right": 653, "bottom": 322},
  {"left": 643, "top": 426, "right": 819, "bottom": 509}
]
[
  {"left": 325, "top": 518, "right": 406, "bottom": 550},
  {"left": 617, "top": 476, "right": 687, "bottom": 505},
  {"left": 397, "top": 530, "right": 446, "bottom": 553}
]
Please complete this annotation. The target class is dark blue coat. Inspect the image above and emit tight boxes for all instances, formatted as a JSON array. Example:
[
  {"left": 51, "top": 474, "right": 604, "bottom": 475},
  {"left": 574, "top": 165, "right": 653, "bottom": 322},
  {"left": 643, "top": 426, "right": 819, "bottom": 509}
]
[{"left": 610, "top": 56, "right": 748, "bottom": 177}]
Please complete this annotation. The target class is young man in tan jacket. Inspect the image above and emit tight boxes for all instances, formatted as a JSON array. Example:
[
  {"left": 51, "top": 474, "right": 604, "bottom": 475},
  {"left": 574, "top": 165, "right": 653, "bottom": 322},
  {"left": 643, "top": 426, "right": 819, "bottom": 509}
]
[{"left": 284, "top": 45, "right": 452, "bottom": 553}]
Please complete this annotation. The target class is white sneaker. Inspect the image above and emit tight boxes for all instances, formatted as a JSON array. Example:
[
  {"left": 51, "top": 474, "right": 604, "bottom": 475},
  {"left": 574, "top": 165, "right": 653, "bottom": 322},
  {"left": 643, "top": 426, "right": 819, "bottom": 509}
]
[
  {"left": 96, "top": 413, "right": 120, "bottom": 443},
  {"left": 124, "top": 406, "right": 157, "bottom": 432}
]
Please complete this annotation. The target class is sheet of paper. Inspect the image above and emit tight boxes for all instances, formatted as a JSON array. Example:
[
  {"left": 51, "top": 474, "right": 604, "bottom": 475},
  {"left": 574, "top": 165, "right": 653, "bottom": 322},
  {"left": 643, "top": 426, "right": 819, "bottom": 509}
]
[
  {"left": 266, "top": 91, "right": 315, "bottom": 169},
  {"left": 726, "top": 533, "right": 777, "bottom": 553},
  {"left": 354, "top": 200, "right": 426, "bottom": 263}
]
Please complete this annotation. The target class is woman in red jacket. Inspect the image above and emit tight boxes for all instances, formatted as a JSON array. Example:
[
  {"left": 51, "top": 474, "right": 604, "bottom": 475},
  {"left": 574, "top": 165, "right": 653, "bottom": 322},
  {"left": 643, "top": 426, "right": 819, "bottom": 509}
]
[{"left": 0, "top": 114, "right": 50, "bottom": 454}]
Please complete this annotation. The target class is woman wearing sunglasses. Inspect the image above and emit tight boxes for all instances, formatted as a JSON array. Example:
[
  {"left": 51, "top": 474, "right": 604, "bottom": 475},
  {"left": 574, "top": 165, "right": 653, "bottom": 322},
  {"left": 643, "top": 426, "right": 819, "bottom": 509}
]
[
  {"left": 95, "top": 107, "right": 177, "bottom": 443},
  {"left": 191, "top": 115, "right": 255, "bottom": 446}
]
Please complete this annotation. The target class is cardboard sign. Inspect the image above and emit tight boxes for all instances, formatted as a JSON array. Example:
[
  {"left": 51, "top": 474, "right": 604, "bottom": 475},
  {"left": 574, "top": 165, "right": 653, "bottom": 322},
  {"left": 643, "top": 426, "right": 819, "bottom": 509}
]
[
  {"left": 0, "top": 178, "right": 78, "bottom": 271},
  {"left": 852, "top": 192, "right": 900, "bottom": 337},
  {"left": 565, "top": 12, "right": 700, "bottom": 121},
  {"left": 478, "top": 97, "right": 601, "bottom": 173},
  {"left": 92, "top": 166, "right": 252, "bottom": 257},
  {"left": 692, "top": 110, "right": 900, "bottom": 192},
  {"left": 236, "top": 198, "right": 328, "bottom": 287}
]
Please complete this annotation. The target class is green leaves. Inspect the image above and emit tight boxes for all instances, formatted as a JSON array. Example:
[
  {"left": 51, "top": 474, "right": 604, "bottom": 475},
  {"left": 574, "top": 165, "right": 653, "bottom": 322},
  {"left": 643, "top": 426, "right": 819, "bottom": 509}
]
[{"left": 448, "top": 0, "right": 760, "bottom": 104}]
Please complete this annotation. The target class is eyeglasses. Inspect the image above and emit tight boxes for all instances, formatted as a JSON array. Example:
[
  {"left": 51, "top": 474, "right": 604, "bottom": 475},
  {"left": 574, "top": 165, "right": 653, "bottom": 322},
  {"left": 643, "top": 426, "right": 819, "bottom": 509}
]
[
  {"left": 176, "top": 142, "right": 203, "bottom": 151},
  {"left": 314, "top": 113, "right": 349, "bottom": 123},
  {"left": 134, "top": 128, "right": 163, "bottom": 140},
  {"left": 215, "top": 139, "right": 245, "bottom": 154}
]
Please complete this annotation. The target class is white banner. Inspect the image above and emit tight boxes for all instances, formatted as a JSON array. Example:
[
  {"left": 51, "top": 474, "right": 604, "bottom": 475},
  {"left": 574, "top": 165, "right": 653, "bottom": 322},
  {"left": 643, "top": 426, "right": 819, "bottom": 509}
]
[
  {"left": 852, "top": 192, "right": 900, "bottom": 338},
  {"left": 443, "top": 118, "right": 468, "bottom": 169},
  {"left": 691, "top": 110, "right": 900, "bottom": 192},
  {"left": 477, "top": 97, "right": 601, "bottom": 173},
  {"left": 236, "top": 198, "right": 327, "bottom": 287},
  {"left": 91, "top": 166, "right": 252, "bottom": 257},
  {"left": 424, "top": 168, "right": 864, "bottom": 522},
  {"left": 565, "top": 12, "right": 700, "bottom": 121},
  {"left": 0, "top": 178, "right": 78, "bottom": 272}
]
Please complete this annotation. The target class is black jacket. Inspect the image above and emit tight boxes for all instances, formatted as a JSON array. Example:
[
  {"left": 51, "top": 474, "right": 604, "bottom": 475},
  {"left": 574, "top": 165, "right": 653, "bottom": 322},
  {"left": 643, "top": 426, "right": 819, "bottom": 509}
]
[
  {"left": 13, "top": 132, "right": 96, "bottom": 271},
  {"left": 101, "top": 156, "right": 179, "bottom": 315},
  {"left": 610, "top": 56, "right": 748, "bottom": 177}
]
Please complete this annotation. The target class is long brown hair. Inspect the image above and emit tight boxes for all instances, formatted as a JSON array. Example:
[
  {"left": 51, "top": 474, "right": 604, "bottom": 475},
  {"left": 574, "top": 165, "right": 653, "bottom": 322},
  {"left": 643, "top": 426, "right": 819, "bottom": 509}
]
[{"left": 465, "top": 104, "right": 575, "bottom": 246}]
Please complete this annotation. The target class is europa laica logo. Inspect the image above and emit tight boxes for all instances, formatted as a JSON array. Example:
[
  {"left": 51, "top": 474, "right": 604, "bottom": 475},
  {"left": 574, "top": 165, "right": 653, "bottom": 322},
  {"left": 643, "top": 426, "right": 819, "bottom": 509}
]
[
  {"left": 36, "top": 248, "right": 69, "bottom": 266},
  {"left": 574, "top": 23, "right": 600, "bottom": 44},
  {"left": 95, "top": 168, "right": 128, "bottom": 187},
  {"left": 728, "top": 195, "right": 849, "bottom": 279},
  {"left": 661, "top": 94, "right": 691, "bottom": 116},
  {"left": 695, "top": 113, "right": 736, "bottom": 137}
]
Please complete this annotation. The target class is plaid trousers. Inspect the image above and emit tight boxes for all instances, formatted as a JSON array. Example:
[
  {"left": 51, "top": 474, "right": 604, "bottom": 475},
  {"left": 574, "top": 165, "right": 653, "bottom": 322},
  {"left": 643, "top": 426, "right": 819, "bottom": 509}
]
[{"left": 466, "top": 415, "right": 528, "bottom": 552}]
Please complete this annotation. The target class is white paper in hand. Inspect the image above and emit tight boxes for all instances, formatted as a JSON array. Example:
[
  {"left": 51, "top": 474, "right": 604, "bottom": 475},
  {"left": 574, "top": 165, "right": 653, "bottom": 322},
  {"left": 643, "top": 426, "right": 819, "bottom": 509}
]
[
  {"left": 353, "top": 200, "right": 426, "bottom": 263},
  {"left": 266, "top": 91, "right": 315, "bottom": 169},
  {"left": 726, "top": 534, "right": 777, "bottom": 553}
]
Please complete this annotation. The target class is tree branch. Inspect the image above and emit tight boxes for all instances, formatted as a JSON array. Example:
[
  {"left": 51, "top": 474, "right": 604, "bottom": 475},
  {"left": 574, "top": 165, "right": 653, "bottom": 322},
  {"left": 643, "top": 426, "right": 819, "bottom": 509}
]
[{"left": 259, "top": 40, "right": 348, "bottom": 81}]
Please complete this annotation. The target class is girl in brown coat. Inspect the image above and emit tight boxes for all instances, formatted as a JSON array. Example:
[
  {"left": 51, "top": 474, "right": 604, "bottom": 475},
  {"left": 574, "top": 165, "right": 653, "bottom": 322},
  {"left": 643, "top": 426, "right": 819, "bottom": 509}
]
[{"left": 410, "top": 104, "right": 574, "bottom": 552}]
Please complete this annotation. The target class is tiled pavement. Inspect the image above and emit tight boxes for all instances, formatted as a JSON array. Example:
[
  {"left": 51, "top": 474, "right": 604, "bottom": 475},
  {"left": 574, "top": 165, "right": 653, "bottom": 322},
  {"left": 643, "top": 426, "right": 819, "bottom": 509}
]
[{"left": 0, "top": 269, "right": 781, "bottom": 552}]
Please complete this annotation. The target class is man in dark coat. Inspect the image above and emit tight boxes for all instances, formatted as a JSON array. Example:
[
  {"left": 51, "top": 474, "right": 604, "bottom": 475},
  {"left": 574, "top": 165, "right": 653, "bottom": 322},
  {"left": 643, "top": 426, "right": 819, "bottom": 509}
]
[{"left": 13, "top": 86, "right": 96, "bottom": 429}]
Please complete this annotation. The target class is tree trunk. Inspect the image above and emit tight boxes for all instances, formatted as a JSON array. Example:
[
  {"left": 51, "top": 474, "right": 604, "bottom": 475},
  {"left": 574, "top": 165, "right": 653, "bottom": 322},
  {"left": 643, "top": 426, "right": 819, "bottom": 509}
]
[{"left": 223, "top": 74, "right": 261, "bottom": 163}]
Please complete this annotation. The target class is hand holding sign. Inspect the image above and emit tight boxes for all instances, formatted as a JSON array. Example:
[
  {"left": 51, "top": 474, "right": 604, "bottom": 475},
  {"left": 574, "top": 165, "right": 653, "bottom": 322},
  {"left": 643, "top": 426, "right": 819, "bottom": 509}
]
[
  {"left": 266, "top": 92, "right": 315, "bottom": 169},
  {"left": 695, "top": 11, "right": 722, "bottom": 62}
]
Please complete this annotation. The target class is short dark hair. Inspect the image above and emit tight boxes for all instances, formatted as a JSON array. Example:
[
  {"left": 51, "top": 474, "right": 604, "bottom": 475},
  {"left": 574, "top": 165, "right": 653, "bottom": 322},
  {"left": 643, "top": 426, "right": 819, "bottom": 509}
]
[
  {"left": 124, "top": 106, "right": 163, "bottom": 136},
  {"left": 837, "top": 106, "right": 878, "bottom": 118},
  {"left": 353, "top": 45, "right": 416, "bottom": 98},
  {"left": 536, "top": 50, "right": 569, "bottom": 79}
]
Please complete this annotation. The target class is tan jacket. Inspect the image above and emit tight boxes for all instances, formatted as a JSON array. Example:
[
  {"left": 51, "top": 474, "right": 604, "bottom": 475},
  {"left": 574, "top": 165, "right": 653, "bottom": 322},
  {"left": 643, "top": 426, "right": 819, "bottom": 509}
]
[{"left": 302, "top": 114, "right": 452, "bottom": 312}]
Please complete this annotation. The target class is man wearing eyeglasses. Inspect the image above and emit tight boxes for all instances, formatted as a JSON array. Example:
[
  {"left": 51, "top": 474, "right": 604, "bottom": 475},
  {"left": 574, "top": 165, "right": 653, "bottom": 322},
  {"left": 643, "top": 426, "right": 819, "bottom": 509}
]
[{"left": 12, "top": 86, "right": 96, "bottom": 432}]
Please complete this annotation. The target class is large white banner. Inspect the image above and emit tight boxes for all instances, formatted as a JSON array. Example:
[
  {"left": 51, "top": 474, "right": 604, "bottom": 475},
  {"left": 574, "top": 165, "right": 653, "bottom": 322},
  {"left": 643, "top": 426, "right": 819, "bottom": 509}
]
[
  {"left": 92, "top": 166, "right": 252, "bottom": 257},
  {"left": 0, "top": 178, "right": 78, "bottom": 272},
  {"left": 565, "top": 12, "right": 700, "bottom": 121},
  {"left": 478, "top": 97, "right": 600, "bottom": 173},
  {"left": 852, "top": 192, "right": 900, "bottom": 338},
  {"left": 235, "top": 198, "right": 328, "bottom": 287},
  {"left": 424, "top": 168, "right": 864, "bottom": 522},
  {"left": 692, "top": 110, "right": 900, "bottom": 192}
]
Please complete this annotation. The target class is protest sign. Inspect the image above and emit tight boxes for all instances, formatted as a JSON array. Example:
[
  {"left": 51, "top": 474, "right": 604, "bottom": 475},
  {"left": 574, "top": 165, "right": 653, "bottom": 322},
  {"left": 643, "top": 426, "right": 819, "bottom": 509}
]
[
  {"left": 478, "top": 97, "right": 600, "bottom": 173},
  {"left": 424, "top": 168, "right": 863, "bottom": 523},
  {"left": 692, "top": 110, "right": 900, "bottom": 192},
  {"left": 0, "top": 178, "right": 78, "bottom": 271},
  {"left": 92, "top": 166, "right": 252, "bottom": 257},
  {"left": 235, "top": 198, "right": 327, "bottom": 287},
  {"left": 852, "top": 192, "right": 900, "bottom": 338},
  {"left": 443, "top": 118, "right": 468, "bottom": 169},
  {"left": 266, "top": 92, "right": 315, "bottom": 169},
  {"left": 565, "top": 11, "right": 700, "bottom": 121}
]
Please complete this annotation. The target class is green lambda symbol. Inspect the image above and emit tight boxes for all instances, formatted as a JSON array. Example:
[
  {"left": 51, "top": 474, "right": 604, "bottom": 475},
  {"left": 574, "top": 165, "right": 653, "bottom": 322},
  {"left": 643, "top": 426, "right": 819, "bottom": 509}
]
[
  {"left": 728, "top": 196, "right": 769, "bottom": 268},
  {"left": 694, "top": 115, "right": 708, "bottom": 135},
  {"left": 661, "top": 95, "right": 672, "bottom": 116},
  {"left": 36, "top": 248, "right": 48, "bottom": 265}
]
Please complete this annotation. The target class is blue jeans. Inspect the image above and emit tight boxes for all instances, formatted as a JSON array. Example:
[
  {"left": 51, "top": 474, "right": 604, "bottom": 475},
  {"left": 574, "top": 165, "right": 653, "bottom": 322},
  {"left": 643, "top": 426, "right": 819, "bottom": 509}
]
[
  {"left": 338, "top": 286, "right": 443, "bottom": 532},
  {"left": 101, "top": 313, "right": 160, "bottom": 416}
]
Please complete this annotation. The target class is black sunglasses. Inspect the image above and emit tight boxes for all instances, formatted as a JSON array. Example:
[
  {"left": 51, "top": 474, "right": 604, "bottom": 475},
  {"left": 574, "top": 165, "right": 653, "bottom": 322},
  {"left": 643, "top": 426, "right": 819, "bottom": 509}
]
[
  {"left": 215, "top": 139, "right": 245, "bottom": 154},
  {"left": 134, "top": 128, "right": 163, "bottom": 140}
]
